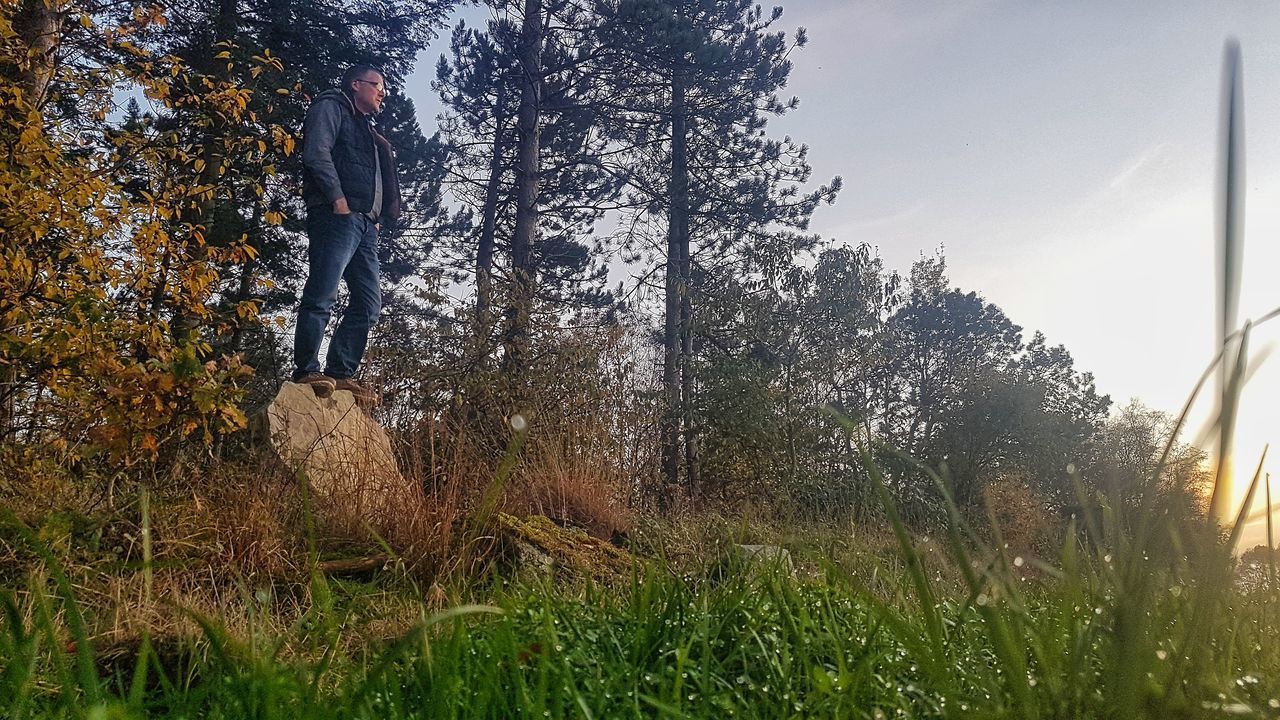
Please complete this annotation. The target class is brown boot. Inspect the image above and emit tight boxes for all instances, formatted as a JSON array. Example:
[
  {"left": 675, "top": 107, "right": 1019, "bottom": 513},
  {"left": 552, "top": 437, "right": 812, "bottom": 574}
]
[
  {"left": 294, "top": 371, "right": 336, "bottom": 398},
  {"left": 330, "top": 377, "right": 380, "bottom": 407}
]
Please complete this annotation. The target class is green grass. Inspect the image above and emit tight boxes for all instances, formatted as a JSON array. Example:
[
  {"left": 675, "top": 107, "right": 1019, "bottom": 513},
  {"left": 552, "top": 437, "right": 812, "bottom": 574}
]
[{"left": 3, "top": 499, "right": 1280, "bottom": 720}]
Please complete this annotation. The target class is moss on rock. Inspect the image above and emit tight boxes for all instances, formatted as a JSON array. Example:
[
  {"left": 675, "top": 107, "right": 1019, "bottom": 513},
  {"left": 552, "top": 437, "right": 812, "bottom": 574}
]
[{"left": 493, "top": 513, "right": 637, "bottom": 581}]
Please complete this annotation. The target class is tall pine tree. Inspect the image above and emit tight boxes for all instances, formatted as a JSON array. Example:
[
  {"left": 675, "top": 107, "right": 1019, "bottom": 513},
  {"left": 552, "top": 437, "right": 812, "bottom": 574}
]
[
  {"left": 434, "top": 0, "right": 624, "bottom": 391},
  {"left": 594, "top": 0, "right": 840, "bottom": 494}
]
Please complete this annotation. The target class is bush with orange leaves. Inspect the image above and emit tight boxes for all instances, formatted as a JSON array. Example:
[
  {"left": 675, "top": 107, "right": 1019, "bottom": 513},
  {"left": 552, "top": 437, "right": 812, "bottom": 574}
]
[{"left": 0, "top": 3, "right": 295, "bottom": 469}]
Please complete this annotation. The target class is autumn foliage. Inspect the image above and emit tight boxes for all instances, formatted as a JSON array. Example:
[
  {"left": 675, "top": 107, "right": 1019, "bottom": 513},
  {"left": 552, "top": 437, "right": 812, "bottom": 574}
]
[{"left": 0, "top": 3, "right": 292, "bottom": 466}]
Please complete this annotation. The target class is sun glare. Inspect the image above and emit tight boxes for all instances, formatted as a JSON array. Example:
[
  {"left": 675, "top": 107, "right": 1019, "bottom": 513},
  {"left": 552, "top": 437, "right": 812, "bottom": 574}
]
[{"left": 1218, "top": 339, "right": 1280, "bottom": 550}]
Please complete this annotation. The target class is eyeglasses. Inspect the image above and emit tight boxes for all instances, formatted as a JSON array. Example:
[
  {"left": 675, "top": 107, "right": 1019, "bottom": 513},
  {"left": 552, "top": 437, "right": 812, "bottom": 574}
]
[{"left": 354, "top": 79, "right": 387, "bottom": 93}]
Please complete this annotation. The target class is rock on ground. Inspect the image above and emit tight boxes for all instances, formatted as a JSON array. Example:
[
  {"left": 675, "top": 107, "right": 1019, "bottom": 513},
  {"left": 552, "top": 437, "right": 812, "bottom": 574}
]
[
  {"left": 264, "top": 382, "right": 417, "bottom": 519},
  {"left": 732, "top": 544, "right": 792, "bottom": 568},
  {"left": 492, "top": 513, "right": 637, "bottom": 582}
]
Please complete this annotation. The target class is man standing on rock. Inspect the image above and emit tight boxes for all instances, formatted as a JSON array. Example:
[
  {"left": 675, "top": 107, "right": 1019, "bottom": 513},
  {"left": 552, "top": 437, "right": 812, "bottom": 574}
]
[{"left": 292, "top": 64, "right": 400, "bottom": 406}]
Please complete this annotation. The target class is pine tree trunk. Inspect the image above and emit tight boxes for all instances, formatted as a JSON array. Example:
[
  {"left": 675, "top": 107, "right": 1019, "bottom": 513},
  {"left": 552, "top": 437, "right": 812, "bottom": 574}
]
[
  {"left": 228, "top": 206, "right": 259, "bottom": 356},
  {"left": 502, "top": 0, "right": 543, "bottom": 391},
  {"left": 783, "top": 351, "right": 798, "bottom": 486},
  {"left": 196, "top": 0, "right": 238, "bottom": 229},
  {"left": 229, "top": 258, "right": 257, "bottom": 353},
  {"left": 4, "top": 1, "right": 67, "bottom": 439},
  {"left": 0, "top": 364, "right": 14, "bottom": 443},
  {"left": 168, "top": 0, "right": 238, "bottom": 342},
  {"left": 661, "top": 61, "right": 688, "bottom": 493},
  {"left": 679, "top": 215, "right": 697, "bottom": 492},
  {"left": 475, "top": 88, "right": 507, "bottom": 353},
  {"left": 11, "top": 0, "right": 64, "bottom": 107}
]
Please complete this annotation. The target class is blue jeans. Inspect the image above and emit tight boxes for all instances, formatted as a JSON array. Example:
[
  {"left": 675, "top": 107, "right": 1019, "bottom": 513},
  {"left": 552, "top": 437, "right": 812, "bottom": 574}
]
[{"left": 293, "top": 210, "right": 381, "bottom": 381}]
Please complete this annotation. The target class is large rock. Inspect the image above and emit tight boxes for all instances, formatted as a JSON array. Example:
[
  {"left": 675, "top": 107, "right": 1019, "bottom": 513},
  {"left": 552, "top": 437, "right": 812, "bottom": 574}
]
[{"left": 264, "top": 382, "right": 415, "bottom": 517}]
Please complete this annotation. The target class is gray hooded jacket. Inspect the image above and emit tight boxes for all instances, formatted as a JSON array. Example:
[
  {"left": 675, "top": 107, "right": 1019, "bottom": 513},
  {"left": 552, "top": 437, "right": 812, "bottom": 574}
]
[{"left": 301, "top": 88, "right": 401, "bottom": 222}]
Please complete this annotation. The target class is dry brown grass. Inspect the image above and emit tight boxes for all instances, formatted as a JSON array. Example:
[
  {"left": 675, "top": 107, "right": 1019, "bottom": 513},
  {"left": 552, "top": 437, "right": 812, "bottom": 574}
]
[
  {"left": 509, "top": 436, "right": 634, "bottom": 542},
  {"left": 0, "top": 334, "right": 651, "bottom": 661},
  {"left": 980, "top": 474, "right": 1064, "bottom": 560},
  {"left": 164, "top": 461, "right": 308, "bottom": 582}
]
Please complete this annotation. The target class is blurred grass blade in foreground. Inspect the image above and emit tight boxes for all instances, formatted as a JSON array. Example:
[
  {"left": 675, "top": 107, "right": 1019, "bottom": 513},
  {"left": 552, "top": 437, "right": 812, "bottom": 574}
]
[{"left": 1210, "top": 37, "right": 1245, "bottom": 526}]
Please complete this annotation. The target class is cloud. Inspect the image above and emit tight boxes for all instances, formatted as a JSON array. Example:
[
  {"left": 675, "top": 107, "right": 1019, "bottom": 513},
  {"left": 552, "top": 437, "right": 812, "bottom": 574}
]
[
  {"left": 841, "top": 201, "right": 928, "bottom": 231},
  {"left": 1105, "top": 143, "right": 1170, "bottom": 192},
  {"left": 787, "top": 0, "right": 999, "bottom": 59}
]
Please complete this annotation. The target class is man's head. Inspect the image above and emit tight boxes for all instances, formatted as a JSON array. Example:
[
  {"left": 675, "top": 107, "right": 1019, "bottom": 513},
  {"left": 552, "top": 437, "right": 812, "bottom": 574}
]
[{"left": 340, "top": 65, "right": 386, "bottom": 116}]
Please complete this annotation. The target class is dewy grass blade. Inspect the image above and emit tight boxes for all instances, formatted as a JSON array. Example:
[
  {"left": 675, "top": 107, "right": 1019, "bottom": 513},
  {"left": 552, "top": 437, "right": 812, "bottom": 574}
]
[
  {"left": 855, "top": 444, "right": 945, "bottom": 664},
  {"left": 638, "top": 693, "right": 695, "bottom": 719},
  {"left": 1210, "top": 320, "right": 1252, "bottom": 531},
  {"left": 869, "top": 439, "right": 1041, "bottom": 716},
  {"left": 0, "top": 508, "right": 101, "bottom": 708},
  {"left": 824, "top": 406, "right": 951, "bottom": 682},
  {"left": 926, "top": 462, "right": 1037, "bottom": 718},
  {"left": 127, "top": 490, "right": 154, "bottom": 710},
  {"left": 349, "top": 604, "right": 503, "bottom": 708},
  {"left": 1169, "top": 449, "right": 1267, "bottom": 699},
  {"left": 1, "top": 591, "right": 38, "bottom": 717},
  {"left": 1267, "top": 472, "right": 1275, "bottom": 589},
  {"left": 1211, "top": 37, "right": 1245, "bottom": 526},
  {"left": 1228, "top": 446, "right": 1268, "bottom": 554}
]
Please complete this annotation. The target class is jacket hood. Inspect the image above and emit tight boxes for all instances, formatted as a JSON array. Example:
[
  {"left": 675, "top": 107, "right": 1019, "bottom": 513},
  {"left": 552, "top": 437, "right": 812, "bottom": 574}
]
[{"left": 313, "top": 88, "right": 358, "bottom": 115}]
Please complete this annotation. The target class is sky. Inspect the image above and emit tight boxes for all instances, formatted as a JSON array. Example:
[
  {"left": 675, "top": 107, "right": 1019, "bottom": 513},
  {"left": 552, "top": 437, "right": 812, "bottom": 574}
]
[{"left": 402, "top": 1, "right": 1280, "bottom": 547}]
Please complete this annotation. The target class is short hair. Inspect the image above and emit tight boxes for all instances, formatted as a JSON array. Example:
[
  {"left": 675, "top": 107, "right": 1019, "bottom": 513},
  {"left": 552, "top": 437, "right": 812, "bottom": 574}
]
[{"left": 340, "top": 65, "right": 384, "bottom": 93}]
